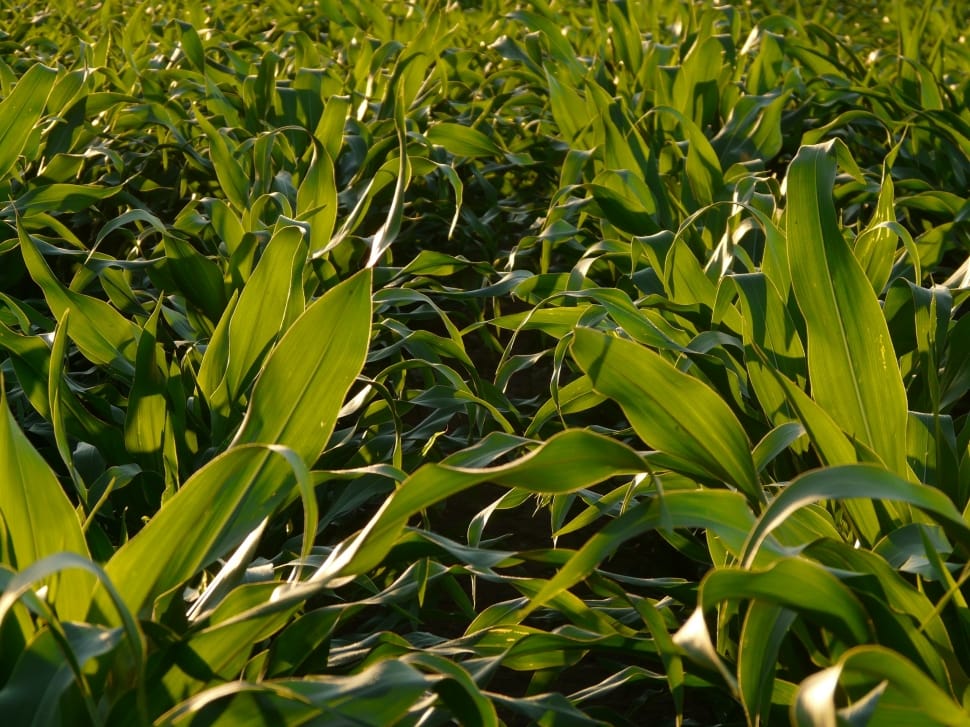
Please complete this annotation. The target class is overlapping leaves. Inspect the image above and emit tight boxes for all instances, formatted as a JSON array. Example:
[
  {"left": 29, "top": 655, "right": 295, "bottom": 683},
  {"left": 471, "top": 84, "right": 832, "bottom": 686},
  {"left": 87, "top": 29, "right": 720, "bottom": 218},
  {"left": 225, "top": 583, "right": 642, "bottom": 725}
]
[{"left": 1, "top": 0, "right": 969, "bottom": 725}]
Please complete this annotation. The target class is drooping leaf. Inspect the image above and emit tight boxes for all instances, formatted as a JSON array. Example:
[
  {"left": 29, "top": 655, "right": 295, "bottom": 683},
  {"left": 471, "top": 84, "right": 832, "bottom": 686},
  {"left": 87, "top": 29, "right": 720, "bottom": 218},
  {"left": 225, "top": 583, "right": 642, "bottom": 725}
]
[
  {"left": 19, "top": 226, "right": 140, "bottom": 375},
  {"left": 571, "top": 327, "right": 761, "bottom": 503},
  {"left": 742, "top": 464, "right": 970, "bottom": 568}
]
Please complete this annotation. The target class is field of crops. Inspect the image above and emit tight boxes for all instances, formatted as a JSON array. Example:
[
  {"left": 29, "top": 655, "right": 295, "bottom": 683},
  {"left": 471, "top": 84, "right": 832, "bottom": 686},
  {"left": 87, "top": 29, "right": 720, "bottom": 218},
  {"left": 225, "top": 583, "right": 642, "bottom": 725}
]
[{"left": 2, "top": 0, "right": 970, "bottom": 724}]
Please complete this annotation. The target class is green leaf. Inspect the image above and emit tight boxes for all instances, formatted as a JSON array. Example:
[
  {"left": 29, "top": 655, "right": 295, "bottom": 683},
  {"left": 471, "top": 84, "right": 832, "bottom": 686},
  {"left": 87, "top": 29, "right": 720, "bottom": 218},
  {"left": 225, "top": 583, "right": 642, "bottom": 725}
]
[
  {"left": 195, "top": 109, "right": 249, "bottom": 211},
  {"left": 177, "top": 21, "right": 207, "bottom": 73},
  {"left": 297, "top": 147, "right": 338, "bottom": 255},
  {"left": 730, "top": 273, "right": 806, "bottom": 429},
  {"left": 223, "top": 225, "right": 306, "bottom": 404},
  {"left": 48, "top": 310, "right": 85, "bottom": 500},
  {"left": 156, "top": 583, "right": 301, "bottom": 706},
  {"left": 571, "top": 327, "right": 761, "bottom": 503},
  {"left": 545, "top": 68, "right": 588, "bottom": 142},
  {"left": 162, "top": 233, "right": 228, "bottom": 325},
  {"left": 700, "top": 558, "right": 872, "bottom": 644},
  {"left": 0, "top": 381, "right": 92, "bottom": 621},
  {"left": 427, "top": 122, "right": 503, "bottom": 158},
  {"left": 124, "top": 300, "right": 175, "bottom": 483},
  {"left": 0, "top": 552, "right": 147, "bottom": 723},
  {"left": 11, "top": 183, "right": 120, "bottom": 216},
  {"left": 404, "top": 652, "right": 498, "bottom": 727},
  {"left": 521, "top": 489, "right": 766, "bottom": 620},
  {"left": 739, "top": 603, "right": 798, "bottom": 727},
  {"left": 0, "top": 320, "right": 52, "bottom": 417},
  {"left": 792, "top": 646, "right": 970, "bottom": 727},
  {"left": 231, "top": 268, "right": 372, "bottom": 466},
  {"left": 367, "top": 85, "right": 411, "bottom": 267},
  {"left": 159, "top": 661, "right": 434, "bottom": 727},
  {"left": 742, "top": 464, "right": 970, "bottom": 568},
  {"left": 854, "top": 161, "right": 899, "bottom": 293},
  {"left": 274, "top": 430, "right": 646, "bottom": 598},
  {"left": 785, "top": 141, "right": 908, "bottom": 476},
  {"left": 98, "top": 445, "right": 308, "bottom": 620},
  {"left": 0, "top": 64, "right": 57, "bottom": 183},
  {"left": 19, "top": 227, "right": 140, "bottom": 376}
]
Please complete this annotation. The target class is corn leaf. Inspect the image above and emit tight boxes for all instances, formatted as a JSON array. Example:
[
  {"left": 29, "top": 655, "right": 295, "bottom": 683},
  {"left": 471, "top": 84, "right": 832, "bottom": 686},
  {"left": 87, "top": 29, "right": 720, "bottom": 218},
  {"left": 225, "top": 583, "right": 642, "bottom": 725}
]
[
  {"left": 0, "top": 382, "right": 92, "bottom": 620},
  {"left": 0, "top": 64, "right": 57, "bottom": 183},
  {"left": 785, "top": 141, "right": 909, "bottom": 476},
  {"left": 571, "top": 327, "right": 761, "bottom": 503},
  {"left": 231, "top": 268, "right": 372, "bottom": 465}
]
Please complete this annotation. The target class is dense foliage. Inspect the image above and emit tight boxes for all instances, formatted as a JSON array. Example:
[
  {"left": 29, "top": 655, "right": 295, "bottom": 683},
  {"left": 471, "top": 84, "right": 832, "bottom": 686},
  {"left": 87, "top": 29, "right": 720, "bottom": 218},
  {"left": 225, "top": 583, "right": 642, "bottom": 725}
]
[{"left": 2, "top": 0, "right": 970, "bottom": 724}]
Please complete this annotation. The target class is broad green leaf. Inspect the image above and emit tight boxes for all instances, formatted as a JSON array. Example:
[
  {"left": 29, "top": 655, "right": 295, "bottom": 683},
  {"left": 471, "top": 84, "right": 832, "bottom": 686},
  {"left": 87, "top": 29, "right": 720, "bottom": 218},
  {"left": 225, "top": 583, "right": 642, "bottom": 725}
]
[
  {"left": 526, "top": 374, "right": 605, "bottom": 438},
  {"left": 854, "top": 162, "right": 898, "bottom": 293},
  {"left": 0, "top": 64, "right": 57, "bottom": 183},
  {"left": 664, "top": 236, "right": 718, "bottom": 309},
  {"left": 0, "top": 623, "right": 107, "bottom": 724},
  {"left": 713, "top": 92, "right": 787, "bottom": 166},
  {"left": 367, "top": 85, "right": 411, "bottom": 267},
  {"left": 0, "top": 552, "right": 146, "bottom": 722},
  {"left": 0, "top": 383, "right": 91, "bottom": 620},
  {"left": 160, "top": 660, "right": 433, "bottom": 727},
  {"left": 0, "top": 320, "right": 59, "bottom": 417},
  {"left": 156, "top": 583, "right": 300, "bottom": 706},
  {"left": 0, "top": 318, "right": 120, "bottom": 460},
  {"left": 520, "top": 489, "right": 767, "bottom": 620},
  {"left": 162, "top": 234, "right": 227, "bottom": 324},
  {"left": 588, "top": 173, "right": 660, "bottom": 236},
  {"left": 314, "top": 94, "right": 350, "bottom": 161},
  {"left": 509, "top": 10, "right": 586, "bottom": 80},
  {"left": 11, "top": 183, "right": 120, "bottom": 216},
  {"left": 730, "top": 273, "right": 806, "bottom": 429},
  {"left": 571, "top": 327, "right": 761, "bottom": 503},
  {"left": 427, "top": 122, "right": 503, "bottom": 158},
  {"left": 47, "top": 311, "right": 86, "bottom": 500},
  {"left": 196, "top": 290, "right": 238, "bottom": 441},
  {"left": 297, "top": 146, "right": 338, "bottom": 255},
  {"left": 700, "top": 558, "right": 872, "bottom": 644},
  {"left": 98, "top": 445, "right": 307, "bottom": 620},
  {"left": 673, "top": 36, "right": 721, "bottom": 128},
  {"left": 803, "top": 539, "right": 959, "bottom": 667},
  {"left": 223, "top": 225, "right": 306, "bottom": 403},
  {"left": 650, "top": 105, "right": 724, "bottom": 207},
  {"left": 403, "top": 652, "right": 498, "bottom": 727},
  {"left": 231, "top": 268, "right": 371, "bottom": 465},
  {"left": 752, "top": 422, "right": 806, "bottom": 472},
  {"left": 739, "top": 603, "right": 797, "bottom": 727},
  {"left": 545, "top": 68, "right": 587, "bottom": 142},
  {"left": 195, "top": 109, "right": 249, "bottom": 211},
  {"left": 209, "top": 199, "right": 246, "bottom": 260},
  {"left": 907, "top": 411, "right": 959, "bottom": 492},
  {"left": 785, "top": 141, "right": 908, "bottom": 476}
]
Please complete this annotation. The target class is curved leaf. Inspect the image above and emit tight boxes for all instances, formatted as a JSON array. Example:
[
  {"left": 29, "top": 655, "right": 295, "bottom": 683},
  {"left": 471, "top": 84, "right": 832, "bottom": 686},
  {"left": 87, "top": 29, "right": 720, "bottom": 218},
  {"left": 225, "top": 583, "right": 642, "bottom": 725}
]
[
  {"left": 571, "top": 327, "right": 761, "bottom": 503},
  {"left": 742, "top": 464, "right": 970, "bottom": 568}
]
